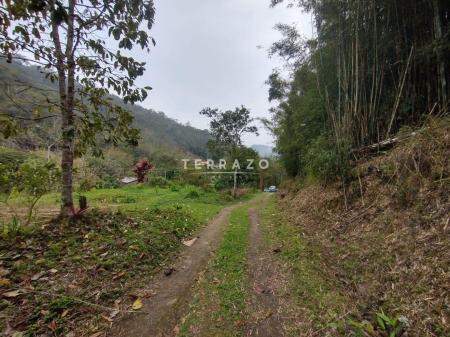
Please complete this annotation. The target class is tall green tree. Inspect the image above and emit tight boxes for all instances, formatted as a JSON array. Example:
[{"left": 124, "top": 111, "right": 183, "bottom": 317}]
[
  {"left": 200, "top": 106, "right": 259, "bottom": 159},
  {"left": 0, "top": 0, "right": 156, "bottom": 216}
]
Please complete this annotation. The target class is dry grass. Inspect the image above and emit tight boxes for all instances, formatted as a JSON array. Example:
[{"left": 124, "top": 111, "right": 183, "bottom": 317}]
[{"left": 278, "top": 118, "right": 449, "bottom": 336}]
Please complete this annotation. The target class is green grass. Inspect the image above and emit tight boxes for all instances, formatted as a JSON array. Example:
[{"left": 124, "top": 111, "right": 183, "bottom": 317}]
[
  {"left": 4, "top": 184, "right": 249, "bottom": 225},
  {"left": 179, "top": 201, "right": 255, "bottom": 337},
  {"left": 69, "top": 184, "right": 227, "bottom": 221},
  {"left": 259, "top": 196, "right": 349, "bottom": 335}
]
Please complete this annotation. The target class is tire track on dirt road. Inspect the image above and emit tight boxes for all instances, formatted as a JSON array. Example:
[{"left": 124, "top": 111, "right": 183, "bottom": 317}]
[
  {"left": 108, "top": 201, "right": 247, "bottom": 337},
  {"left": 246, "top": 196, "right": 285, "bottom": 337}
]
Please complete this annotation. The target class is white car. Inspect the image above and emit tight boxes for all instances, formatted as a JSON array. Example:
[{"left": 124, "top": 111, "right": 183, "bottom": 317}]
[{"left": 264, "top": 186, "right": 277, "bottom": 193}]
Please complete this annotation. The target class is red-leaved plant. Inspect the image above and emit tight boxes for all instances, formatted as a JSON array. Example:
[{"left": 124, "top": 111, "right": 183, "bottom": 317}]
[{"left": 133, "top": 159, "right": 154, "bottom": 183}]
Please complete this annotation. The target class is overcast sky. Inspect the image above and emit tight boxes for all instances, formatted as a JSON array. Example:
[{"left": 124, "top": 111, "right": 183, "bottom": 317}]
[{"left": 135, "top": 0, "right": 312, "bottom": 147}]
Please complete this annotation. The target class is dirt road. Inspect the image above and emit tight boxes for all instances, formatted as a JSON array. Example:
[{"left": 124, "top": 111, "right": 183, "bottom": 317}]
[
  {"left": 109, "top": 194, "right": 286, "bottom": 337},
  {"left": 108, "top": 203, "right": 241, "bottom": 336}
]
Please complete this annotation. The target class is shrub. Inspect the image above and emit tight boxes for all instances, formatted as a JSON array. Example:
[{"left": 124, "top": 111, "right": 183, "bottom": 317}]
[
  {"left": 133, "top": 159, "right": 153, "bottom": 183},
  {"left": 170, "top": 184, "right": 180, "bottom": 192},
  {"left": 77, "top": 176, "right": 98, "bottom": 192},
  {"left": 305, "top": 136, "right": 351, "bottom": 185},
  {"left": 0, "top": 147, "right": 29, "bottom": 167},
  {"left": 147, "top": 176, "right": 170, "bottom": 188},
  {"left": 0, "top": 162, "right": 15, "bottom": 196},
  {"left": 382, "top": 118, "right": 449, "bottom": 208},
  {"left": 96, "top": 175, "right": 119, "bottom": 189},
  {"left": 75, "top": 152, "right": 128, "bottom": 191},
  {"left": 185, "top": 189, "right": 200, "bottom": 199},
  {"left": 0, "top": 148, "right": 31, "bottom": 196},
  {"left": 213, "top": 175, "right": 233, "bottom": 190},
  {"left": 177, "top": 171, "right": 211, "bottom": 189},
  {"left": 16, "top": 159, "right": 61, "bottom": 224},
  {"left": 1, "top": 159, "right": 60, "bottom": 225},
  {"left": 1, "top": 217, "right": 21, "bottom": 240}
]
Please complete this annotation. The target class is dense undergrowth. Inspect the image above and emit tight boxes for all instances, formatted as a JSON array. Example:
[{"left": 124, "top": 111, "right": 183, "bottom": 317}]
[{"left": 271, "top": 120, "right": 449, "bottom": 336}]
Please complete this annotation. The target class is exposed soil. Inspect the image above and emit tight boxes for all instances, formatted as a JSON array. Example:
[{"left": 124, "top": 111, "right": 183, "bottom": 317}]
[
  {"left": 245, "top": 203, "right": 285, "bottom": 337},
  {"left": 108, "top": 203, "right": 240, "bottom": 337}
]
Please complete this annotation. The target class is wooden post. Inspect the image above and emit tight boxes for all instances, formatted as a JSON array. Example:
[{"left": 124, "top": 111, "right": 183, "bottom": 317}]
[
  {"left": 79, "top": 195, "right": 88, "bottom": 211},
  {"left": 233, "top": 169, "right": 237, "bottom": 198},
  {"left": 259, "top": 172, "right": 264, "bottom": 191}
]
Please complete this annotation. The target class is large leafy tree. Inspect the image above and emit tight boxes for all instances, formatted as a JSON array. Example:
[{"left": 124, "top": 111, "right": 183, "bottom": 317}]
[
  {"left": 200, "top": 106, "right": 258, "bottom": 158},
  {"left": 0, "top": 0, "right": 155, "bottom": 216}
]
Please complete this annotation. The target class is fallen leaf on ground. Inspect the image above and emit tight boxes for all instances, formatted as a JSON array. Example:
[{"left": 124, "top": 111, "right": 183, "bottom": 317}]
[
  {"left": 189, "top": 325, "right": 200, "bottom": 334},
  {"left": 31, "top": 271, "right": 46, "bottom": 281},
  {"left": 48, "top": 320, "right": 57, "bottom": 331},
  {"left": 132, "top": 298, "right": 143, "bottom": 310},
  {"left": 0, "top": 267, "right": 10, "bottom": 277},
  {"left": 253, "top": 285, "right": 272, "bottom": 294},
  {"left": 112, "top": 271, "right": 126, "bottom": 280},
  {"left": 253, "top": 285, "right": 265, "bottom": 294},
  {"left": 0, "top": 278, "right": 11, "bottom": 287},
  {"left": 89, "top": 332, "right": 103, "bottom": 337},
  {"left": 2, "top": 290, "right": 21, "bottom": 298},
  {"left": 234, "top": 319, "right": 245, "bottom": 327},
  {"left": 110, "top": 309, "right": 119, "bottom": 319},
  {"left": 173, "top": 325, "right": 180, "bottom": 335},
  {"left": 182, "top": 238, "right": 197, "bottom": 247},
  {"left": 101, "top": 314, "right": 113, "bottom": 322}
]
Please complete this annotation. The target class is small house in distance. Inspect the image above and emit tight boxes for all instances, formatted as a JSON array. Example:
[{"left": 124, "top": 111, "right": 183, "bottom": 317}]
[{"left": 120, "top": 176, "right": 138, "bottom": 185}]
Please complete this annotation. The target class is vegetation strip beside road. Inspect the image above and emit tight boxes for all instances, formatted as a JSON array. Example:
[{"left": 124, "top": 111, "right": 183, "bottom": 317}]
[
  {"left": 259, "top": 196, "right": 350, "bottom": 336},
  {"left": 2, "top": 184, "right": 237, "bottom": 225}
]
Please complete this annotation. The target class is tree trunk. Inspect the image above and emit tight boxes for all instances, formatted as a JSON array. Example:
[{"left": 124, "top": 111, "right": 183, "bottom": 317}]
[
  {"left": 60, "top": 116, "right": 75, "bottom": 216},
  {"left": 433, "top": 0, "right": 447, "bottom": 108},
  {"left": 51, "top": 0, "right": 76, "bottom": 217}
]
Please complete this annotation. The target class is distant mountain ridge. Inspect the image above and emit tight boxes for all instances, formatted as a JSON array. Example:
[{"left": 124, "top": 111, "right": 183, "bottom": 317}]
[
  {"left": 251, "top": 144, "right": 274, "bottom": 157},
  {"left": 0, "top": 60, "right": 210, "bottom": 158}
]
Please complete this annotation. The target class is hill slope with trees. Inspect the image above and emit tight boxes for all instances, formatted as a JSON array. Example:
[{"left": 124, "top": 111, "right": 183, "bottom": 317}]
[{"left": 0, "top": 60, "right": 210, "bottom": 160}]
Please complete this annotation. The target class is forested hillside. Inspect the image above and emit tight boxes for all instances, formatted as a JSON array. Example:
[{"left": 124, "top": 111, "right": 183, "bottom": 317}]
[
  {"left": 267, "top": 0, "right": 448, "bottom": 178},
  {"left": 0, "top": 60, "right": 210, "bottom": 160}
]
